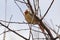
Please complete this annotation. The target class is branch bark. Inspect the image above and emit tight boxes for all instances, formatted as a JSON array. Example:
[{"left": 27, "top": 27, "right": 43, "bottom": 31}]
[
  {"left": 27, "top": 0, "right": 34, "bottom": 14},
  {"left": 39, "top": 20, "right": 55, "bottom": 40},
  {"left": 0, "top": 22, "right": 29, "bottom": 40}
]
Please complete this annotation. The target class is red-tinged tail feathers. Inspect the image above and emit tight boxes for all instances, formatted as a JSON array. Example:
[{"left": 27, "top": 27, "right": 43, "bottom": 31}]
[{"left": 39, "top": 24, "right": 44, "bottom": 32}]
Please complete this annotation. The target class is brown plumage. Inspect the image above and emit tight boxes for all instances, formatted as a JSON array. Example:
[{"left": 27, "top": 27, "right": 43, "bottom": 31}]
[{"left": 24, "top": 10, "right": 45, "bottom": 32}]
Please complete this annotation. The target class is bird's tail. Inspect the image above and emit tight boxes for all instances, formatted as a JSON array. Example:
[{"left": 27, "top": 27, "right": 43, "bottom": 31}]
[{"left": 39, "top": 23, "right": 45, "bottom": 32}]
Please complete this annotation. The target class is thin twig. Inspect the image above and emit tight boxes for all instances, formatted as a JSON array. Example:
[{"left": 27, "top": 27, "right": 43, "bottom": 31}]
[
  {"left": 39, "top": 6, "right": 42, "bottom": 18},
  {"left": 7, "top": 15, "right": 13, "bottom": 27},
  {"left": 27, "top": 0, "right": 34, "bottom": 14},
  {"left": 0, "top": 29, "right": 29, "bottom": 35},
  {"left": 43, "top": 19, "right": 58, "bottom": 34},
  {"left": 50, "top": 19, "right": 55, "bottom": 31},
  {"left": 33, "top": 0, "right": 36, "bottom": 12},
  {"left": 39, "top": 20, "right": 55, "bottom": 40},
  {"left": 14, "top": 0, "right": 24, "bottom": 16},
  {"left": 54, "top": 35, "right": 60, "bottom": 40},
  {"left": 0, "top": 28, "right": 44, "bottom": 35},
  {"left": 3, "top": 0, "right": 7, "bottom": 39},
  {"left": 41, "top": 0, "right": 54, "bottom": 20},
  {"left": 28, "top": 24, "right": 34, "bottom": 40},
  {"left": 56, "top": 25, "right": 60, "bottom": 34},
  {"left": 0, "top": 20, "right": 39, "bottom": 24},
  {"left": 0, "top": 22, "right": 29, "bottom": 40},
  {"left": 15, "top": 0, "right": 27, "bottom": 4}
]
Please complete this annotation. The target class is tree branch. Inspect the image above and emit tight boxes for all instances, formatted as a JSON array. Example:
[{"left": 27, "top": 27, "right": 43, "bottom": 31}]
[
  {"left": 14, "top": 0, "right": 27, "bottom": 4},
  {"left": 39, "top": 20, "right": 56, "bottom": 40},
  {"left": 27, "top": 0, "right": 34, "bottom": 14},
  {"left": 41, "top": 0, "right": 54, "bottom": 20},
  {"left": 0, "top": 22, "right": 29, "bottom": 40}
]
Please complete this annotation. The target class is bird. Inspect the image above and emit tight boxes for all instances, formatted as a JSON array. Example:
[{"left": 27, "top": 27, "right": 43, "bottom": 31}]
[{"left": 24, "top": 10, "right": 45, "bottom": 32}]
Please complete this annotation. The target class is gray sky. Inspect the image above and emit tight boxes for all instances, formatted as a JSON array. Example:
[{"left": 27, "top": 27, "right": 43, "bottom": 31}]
[{"left": 0, "top": 0, "right": 60, "bottom": 40}]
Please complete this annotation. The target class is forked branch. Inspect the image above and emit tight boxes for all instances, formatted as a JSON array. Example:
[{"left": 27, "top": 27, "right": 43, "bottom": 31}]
[{"left": 0, "top": 22, "right": 29, "bottom": 40}]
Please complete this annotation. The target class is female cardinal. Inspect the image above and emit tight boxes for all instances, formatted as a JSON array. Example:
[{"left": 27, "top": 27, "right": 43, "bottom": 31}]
[{"left": 24, "top": 10, "right": 45, "bottom": 32}]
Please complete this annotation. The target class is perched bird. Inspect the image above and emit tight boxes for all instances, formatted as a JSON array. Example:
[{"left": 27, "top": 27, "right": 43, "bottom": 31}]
[{"left": 24, "top": 10, "right": 45, "bottom": 32}]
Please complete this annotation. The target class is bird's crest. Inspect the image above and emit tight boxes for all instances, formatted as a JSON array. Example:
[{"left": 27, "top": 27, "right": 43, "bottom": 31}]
[{"left": 24, "top": 10, "right": 29, "bottom": 15}]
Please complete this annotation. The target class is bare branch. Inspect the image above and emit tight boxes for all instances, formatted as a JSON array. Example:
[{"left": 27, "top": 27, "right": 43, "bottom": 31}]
[
  {"left": 54, "top": 35, "right": 60, "bottom": 40},
  {"left": 39, "top": 6, "right": 42, "bottom": 18},
  {"left": 39, "top": 20, "right": 55, "bottom": 40},
  {"left": 0, "top": 28, "right": 44, "bottom": 35},
  {"left": 14, "top": 0, "right": 27, "bottom": 4},
  {"left": 41, "top": 0, "right": 54, "bottom": 20},
  {"left": 33, "top": 0, "right": 36, "bottom": 12},
  {"left": 0, "top": 22, "right": 29, "bottom": 40},
  {"left": 27, "top": 0, "right": 34, "bottom": 14},
  {"left": 28, "top": 24, "right": 34, "bottom": 40},
  {"left": 14, "top": 0, "right": 24, "bottom": 16},
  {"left": 0, "top": 20, "right": 39, "bottom": 25},
  {"left": 7, "top": 15, "right": 13, "bottom": 27}
]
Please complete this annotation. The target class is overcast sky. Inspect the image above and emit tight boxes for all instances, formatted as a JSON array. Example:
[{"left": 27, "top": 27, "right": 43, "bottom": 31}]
[{"left": 0, "top": 0, "right": 60, "bottom": 40}]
